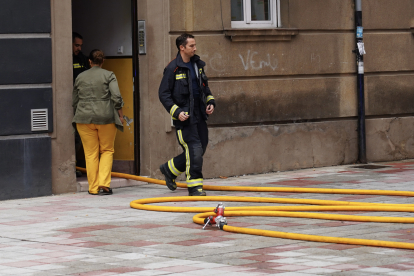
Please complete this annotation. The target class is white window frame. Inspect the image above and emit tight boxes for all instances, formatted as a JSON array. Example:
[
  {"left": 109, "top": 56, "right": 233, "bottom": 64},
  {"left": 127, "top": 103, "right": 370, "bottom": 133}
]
[{"left": 231, "top": 0, "right": 281, "bottom": 29}]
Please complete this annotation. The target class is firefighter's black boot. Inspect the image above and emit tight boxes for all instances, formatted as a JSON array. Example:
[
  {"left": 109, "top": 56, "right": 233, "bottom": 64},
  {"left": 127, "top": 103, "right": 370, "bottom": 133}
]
[
  {"left": 160, "top": 164, "right": 177, "bottom": 191},
  {"left": 188, "top": 186, "right": 206, "bottom": 196}
]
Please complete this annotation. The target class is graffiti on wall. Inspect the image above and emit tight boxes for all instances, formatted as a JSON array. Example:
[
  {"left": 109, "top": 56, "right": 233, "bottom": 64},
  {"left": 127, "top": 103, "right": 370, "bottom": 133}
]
[
  {"left": 204, "top": 50, "right": 279, "bottom": 72},
  {"left": 239, "top": 50, "right": 278, "bottom": 71}
]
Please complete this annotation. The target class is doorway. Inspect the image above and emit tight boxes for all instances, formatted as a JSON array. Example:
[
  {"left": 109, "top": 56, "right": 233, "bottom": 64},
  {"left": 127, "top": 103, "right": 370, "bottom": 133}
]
[{"left": 72, "top": 0, "right": 139, "bottom": 175}]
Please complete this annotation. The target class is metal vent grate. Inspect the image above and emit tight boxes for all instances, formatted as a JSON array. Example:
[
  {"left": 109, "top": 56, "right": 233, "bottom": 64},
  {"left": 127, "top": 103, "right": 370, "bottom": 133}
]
[{"left": 31, "top": 109, "right": 48, "bottom": 131}]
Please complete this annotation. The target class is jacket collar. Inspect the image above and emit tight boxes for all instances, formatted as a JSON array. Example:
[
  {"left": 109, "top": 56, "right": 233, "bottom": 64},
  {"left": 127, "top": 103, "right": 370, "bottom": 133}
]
[{"left": 175, "top": 51, "right": 205, "bottom": 68}]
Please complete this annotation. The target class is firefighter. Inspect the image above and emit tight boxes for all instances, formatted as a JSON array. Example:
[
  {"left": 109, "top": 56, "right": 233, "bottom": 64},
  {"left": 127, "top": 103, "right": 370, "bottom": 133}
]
[
  {"left": 72, "top": 32, "right": 90, "bottom": 177},
  {"left": 158, "top": 33, "right": 216, "bottom": 196},
  {"left": 73, "top": 32, "right": 90, "bottom": 81}
]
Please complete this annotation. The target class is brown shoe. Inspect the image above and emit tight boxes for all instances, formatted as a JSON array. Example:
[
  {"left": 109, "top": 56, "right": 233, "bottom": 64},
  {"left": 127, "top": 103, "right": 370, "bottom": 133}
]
[{"left": 99, "top": 186, "right": 113, "bottom": 195}]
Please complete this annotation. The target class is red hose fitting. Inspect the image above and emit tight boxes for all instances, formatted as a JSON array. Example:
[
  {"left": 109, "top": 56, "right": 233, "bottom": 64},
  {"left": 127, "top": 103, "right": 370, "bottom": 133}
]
[{"left": 203, "top": 203, "right": 227, "bottom": 230}]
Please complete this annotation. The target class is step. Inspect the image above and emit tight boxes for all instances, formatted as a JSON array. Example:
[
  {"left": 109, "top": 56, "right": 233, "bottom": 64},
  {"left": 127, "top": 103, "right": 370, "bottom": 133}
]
[{"left": 77, "top": 176, "right": 148, "bottom": 192}]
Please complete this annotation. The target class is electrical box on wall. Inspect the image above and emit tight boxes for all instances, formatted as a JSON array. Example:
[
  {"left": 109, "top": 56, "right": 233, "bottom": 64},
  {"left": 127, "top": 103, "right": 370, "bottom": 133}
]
[
  {"left": 138, "top": 20, "right": 146, "bottom": 55},
  {"left": 117, "top": 46, "right": 124, "bottom": 54}
]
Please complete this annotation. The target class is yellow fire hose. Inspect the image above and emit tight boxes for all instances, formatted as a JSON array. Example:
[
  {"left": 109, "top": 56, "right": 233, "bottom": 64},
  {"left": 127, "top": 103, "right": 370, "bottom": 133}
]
[{"left": 77, "top": 167, "right": 414, "bottom": 249}]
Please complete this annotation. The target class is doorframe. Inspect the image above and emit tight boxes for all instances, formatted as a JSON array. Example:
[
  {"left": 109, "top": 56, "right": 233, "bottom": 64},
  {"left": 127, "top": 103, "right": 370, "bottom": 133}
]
[{"left": 131, "top": 0, "right": 140, "bottom": 175}]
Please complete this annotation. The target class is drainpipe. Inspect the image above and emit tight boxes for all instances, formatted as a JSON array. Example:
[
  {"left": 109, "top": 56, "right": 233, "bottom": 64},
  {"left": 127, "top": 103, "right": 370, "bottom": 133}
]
[{"left": 354, "top": 0, "right": 367, "bottom": 163}]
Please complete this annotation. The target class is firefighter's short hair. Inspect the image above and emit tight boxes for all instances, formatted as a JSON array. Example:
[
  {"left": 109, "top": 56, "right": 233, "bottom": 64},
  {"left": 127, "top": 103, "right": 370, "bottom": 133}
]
[{"left": 176, "top": 33, "right": 195, "bottom": 50}]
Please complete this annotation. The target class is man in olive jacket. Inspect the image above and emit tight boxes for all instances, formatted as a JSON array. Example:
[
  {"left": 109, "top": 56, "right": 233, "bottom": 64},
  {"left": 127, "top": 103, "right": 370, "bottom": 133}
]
[{"left": 159, "top": 33, "right": 216, "bottom": 196}]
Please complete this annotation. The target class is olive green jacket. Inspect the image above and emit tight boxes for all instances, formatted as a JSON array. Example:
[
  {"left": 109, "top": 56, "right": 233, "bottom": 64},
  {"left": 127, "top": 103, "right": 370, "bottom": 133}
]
[{"left": 72, "top": 66, "right": 124, "bottom": 132}]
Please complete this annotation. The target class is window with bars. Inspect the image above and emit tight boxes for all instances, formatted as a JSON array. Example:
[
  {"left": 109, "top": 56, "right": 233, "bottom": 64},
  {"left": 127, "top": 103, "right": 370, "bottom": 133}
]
[{"left": 231, "top": 0, "right": 280, "bottom": 28}]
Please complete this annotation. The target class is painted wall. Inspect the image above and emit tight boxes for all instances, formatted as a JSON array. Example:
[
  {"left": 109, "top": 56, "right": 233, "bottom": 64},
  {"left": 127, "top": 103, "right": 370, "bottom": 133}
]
[
  {"left": 102, "top": 59, "right": 135, "bottom": 161},
  {"left": 72, "top": 0, "right": 132, "bottom": 57}
]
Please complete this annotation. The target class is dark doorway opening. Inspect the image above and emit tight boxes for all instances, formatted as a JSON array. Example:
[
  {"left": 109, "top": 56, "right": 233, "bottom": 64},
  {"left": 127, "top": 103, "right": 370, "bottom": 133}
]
[{"left": 72, "top": 0, "right": 140, "bottom": 175}]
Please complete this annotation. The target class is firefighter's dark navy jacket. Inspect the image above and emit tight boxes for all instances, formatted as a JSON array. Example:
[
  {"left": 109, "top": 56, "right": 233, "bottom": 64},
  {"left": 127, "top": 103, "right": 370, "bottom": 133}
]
[
  {"left": 73, "top": 51, "right": 90, "bottom": 83},
  {"left": 159, "top": 52, "right": 216, "bottom": 127}
]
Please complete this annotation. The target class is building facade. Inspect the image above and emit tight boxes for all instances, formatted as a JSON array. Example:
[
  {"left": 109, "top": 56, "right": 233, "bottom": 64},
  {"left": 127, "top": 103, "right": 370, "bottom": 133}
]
[{"left": 1, "top": 0, "right": 414, "bottom": 199}]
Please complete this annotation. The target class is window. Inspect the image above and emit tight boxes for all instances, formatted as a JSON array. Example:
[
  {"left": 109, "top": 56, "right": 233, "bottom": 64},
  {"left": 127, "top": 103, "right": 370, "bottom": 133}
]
[{"left": 231, "top": 0, "right": 280, "bottom": 28}]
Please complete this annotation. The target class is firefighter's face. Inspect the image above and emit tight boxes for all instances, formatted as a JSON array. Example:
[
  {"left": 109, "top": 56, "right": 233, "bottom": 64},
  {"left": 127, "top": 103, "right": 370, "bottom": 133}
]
[
  {"left": 180, "top": 38, "right": 196, "bottom": 58},
  {"left": 73, "top": 37, "right": 83, "bottom": 56}
]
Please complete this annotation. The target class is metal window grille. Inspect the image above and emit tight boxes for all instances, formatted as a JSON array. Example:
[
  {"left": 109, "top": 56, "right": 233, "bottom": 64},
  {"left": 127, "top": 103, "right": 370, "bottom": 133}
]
[{"left": 31, "top": 109, "right": 48, "bottom": 131}]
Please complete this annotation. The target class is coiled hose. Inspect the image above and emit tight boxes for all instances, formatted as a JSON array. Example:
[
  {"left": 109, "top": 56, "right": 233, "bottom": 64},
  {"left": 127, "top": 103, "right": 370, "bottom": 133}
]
[{"left": 77, "top": 167, "right": 414, "bottom": 250}]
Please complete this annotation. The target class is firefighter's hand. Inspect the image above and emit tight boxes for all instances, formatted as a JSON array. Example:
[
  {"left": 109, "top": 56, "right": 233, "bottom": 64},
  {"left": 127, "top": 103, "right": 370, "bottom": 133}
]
[
  {"left": 206, "top": 104, "right": 214, "bottom": 115},
  {"left": 179, "top": 111, "right": 190, "bottom": 121}
]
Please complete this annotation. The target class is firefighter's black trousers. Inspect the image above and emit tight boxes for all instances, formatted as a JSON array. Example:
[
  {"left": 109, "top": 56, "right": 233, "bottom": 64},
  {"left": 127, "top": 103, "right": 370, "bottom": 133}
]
[{"left": 163, "top": 100, "right": 208, "bottom": 191}]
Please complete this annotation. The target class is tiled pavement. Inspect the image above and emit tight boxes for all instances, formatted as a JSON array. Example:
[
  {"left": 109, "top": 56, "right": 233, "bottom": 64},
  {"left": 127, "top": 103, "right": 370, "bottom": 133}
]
[{"left": 2, "top": 161, "right": 414, "bottom": 275}]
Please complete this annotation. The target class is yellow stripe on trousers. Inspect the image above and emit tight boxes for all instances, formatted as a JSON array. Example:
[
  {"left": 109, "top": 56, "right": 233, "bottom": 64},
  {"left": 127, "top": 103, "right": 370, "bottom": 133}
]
[
  {"left": 168, "top": 159, "right": 182, "bottom": 177},
  {"left": 177, "top": 130, "right": 191, "bottom": 181}
]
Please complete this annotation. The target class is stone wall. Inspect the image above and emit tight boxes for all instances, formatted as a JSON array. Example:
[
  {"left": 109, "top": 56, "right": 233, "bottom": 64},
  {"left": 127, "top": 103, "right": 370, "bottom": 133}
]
[{"left": 139, "top": 0, "right": 414, "bottom": 179}]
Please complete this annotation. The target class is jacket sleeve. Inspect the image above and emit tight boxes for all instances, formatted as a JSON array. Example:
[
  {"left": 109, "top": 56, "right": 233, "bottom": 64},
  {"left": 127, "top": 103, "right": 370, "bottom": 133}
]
[
  {"left": 159, "top": 66, "right": 183, "bottom": 119},
  {"left": 108, "top": 72, "right": 124, "bottom": 110},
  {"left": 202, "top": 69, "right": 216, "bottom": 108}
]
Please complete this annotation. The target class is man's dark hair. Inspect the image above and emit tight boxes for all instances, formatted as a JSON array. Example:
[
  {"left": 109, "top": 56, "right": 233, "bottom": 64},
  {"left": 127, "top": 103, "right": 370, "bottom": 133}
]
[
  {"left": 176, "top": 33, "right": 195, "bottom": 50},
  {"left": 72, "top": 32, "right": 83, "bottom": 43}
]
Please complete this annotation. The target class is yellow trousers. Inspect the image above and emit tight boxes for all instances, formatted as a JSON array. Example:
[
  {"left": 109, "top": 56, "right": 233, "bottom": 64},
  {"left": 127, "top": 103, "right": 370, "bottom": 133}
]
[{"left": 77, "top": 123, "right": 117, "bottom": 193}]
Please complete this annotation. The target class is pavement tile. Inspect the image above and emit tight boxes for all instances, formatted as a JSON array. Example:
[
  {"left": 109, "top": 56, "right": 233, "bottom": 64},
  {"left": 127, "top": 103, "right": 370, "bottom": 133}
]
[
  {"left": 0, "top": 267, "right": 37, "bottom": 274},
  {"left": 38, "top": 251, "right": 79, "bottom": 258},
  {"left": 29, "top": 264, "right": 67, "bottom": 270},
  {"left": 113, "top": 253, "right": 148, "bottom": 260},
  {"left": 121, "top": 241, "right": 161, "bottom": 247},
  {"left": 272, "top": 273, "right": 314, "bottom": 276},
  {"left": 300, "top": 260, "right": 338, "bottom": 267},
  {"left": 319, "top": 244, "right": 362, "bottom": 250},
  {"left": 328, "top": 257, "right": 356, "bottom": 262},
  {"left": 77, "top": 272, "right": 118, "bottom": 276},
  {"left": 359, "top": 267, "right": 396, "bottom": 273},
  {"left": 194, "top": 230, "right": 235, "bottom": 237},
  {"left": 326, "top": 264, "right": 368, "bottom": 270},
  {"left": 243, "top": 248, "right": 288, "bottom": 254},
  {"left": 269, "top": 251, "right": 307, "bottom": 257},
  {"left": 243, "top": 268, "right": 280, "bottom": 274},
  {"left": 266, "top": 222, "right": 306, "bottom": 227},
  {"left": 300, "top": 267, "right": 341, "bottom": 274},
  {"left": 381, "top": 263, "right": 414, "bottom": 270},
  {"left": 271, "top": 264, "right": 313, "bottom": 271},
  {"left": 104, "top": 267, "right": 145, "bottom": 273},
  {"left": 1, "top": 260, "right": 44, "bottom": 268},
  {"left": 128, "top": 224, "right": 165, "bottom": 229},
  {"left": 75, "top": 241, "right": 112, "bottom": 248},
  {"left": 220, "top": 266, "right": 255, "bottom": 272},
  {"left": 241, "top": 262, "right": 281, "bottom": 269},
  {"left": 241, "top": 254, "right": 283, "bottom": 262},
  {"left": 387, "top": 272, "right": 414, "bottom": 276},
  {"left": 157, "top": 265, "right": 201, "bottom": 273},
  {"left": 124, "top": 271, "right": 170, "bottom": 275},
  {"left": 3, "top": 160, "right": 414, "bottom": 275}
]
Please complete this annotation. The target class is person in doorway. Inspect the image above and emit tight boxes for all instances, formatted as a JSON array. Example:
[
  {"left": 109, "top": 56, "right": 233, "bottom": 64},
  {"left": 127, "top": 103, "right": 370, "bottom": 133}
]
[
  {"left": 73, "top": 32, "right": 90, "bottom": 81},
  {"left": 73, "top": 49, "right": 125, "bottom": 195},
  {"left": 158, "top": 33, "right": 216, "bottom": 196},
  {"left": 73, "top": 32, "right": 90, "bottom": 177}
]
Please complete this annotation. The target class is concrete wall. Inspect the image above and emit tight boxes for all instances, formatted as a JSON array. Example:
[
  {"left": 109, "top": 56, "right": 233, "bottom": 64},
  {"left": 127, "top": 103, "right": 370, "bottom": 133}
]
[
  {"left": 51, "top": 0, "right": 77, "bottom": 194},
  {"left": 138, "top": 0, "right": 414, "bottom": 179},
  {"left": 72, "top": 0, "right": 132, "bottom": 57}
]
